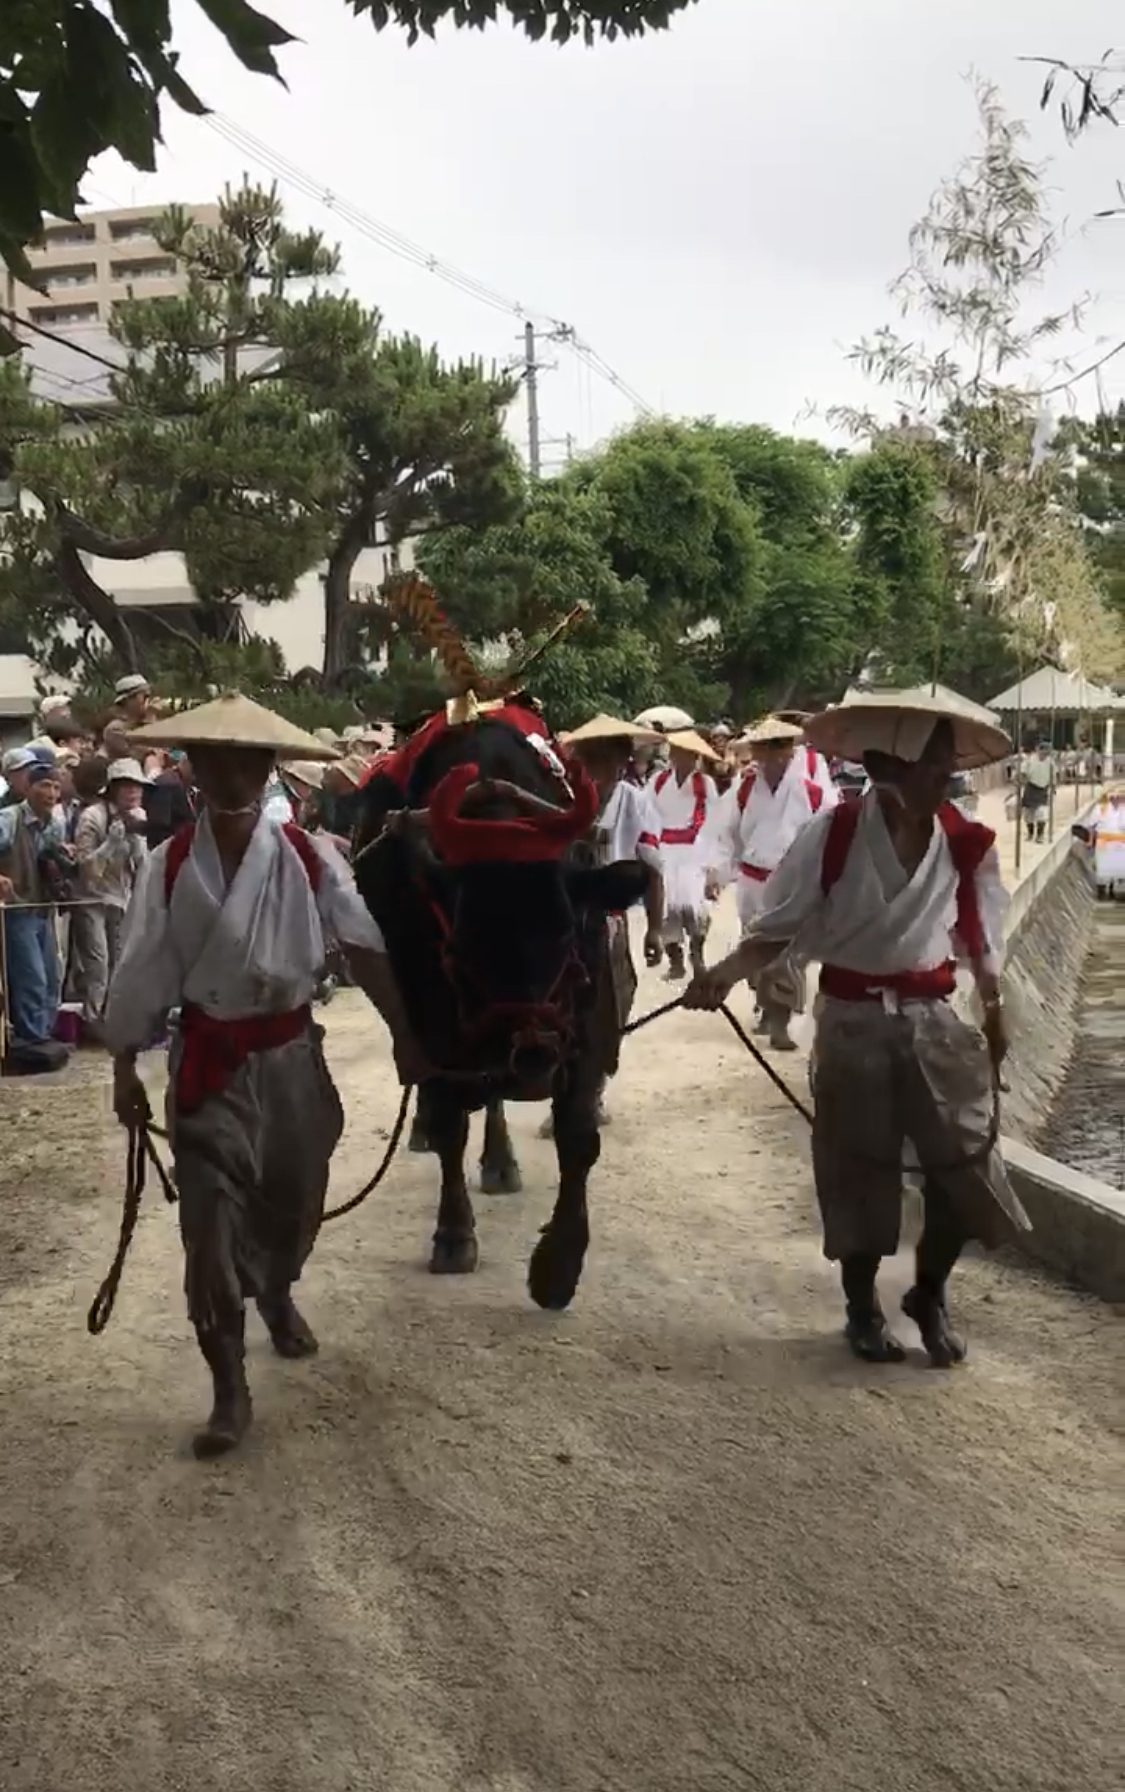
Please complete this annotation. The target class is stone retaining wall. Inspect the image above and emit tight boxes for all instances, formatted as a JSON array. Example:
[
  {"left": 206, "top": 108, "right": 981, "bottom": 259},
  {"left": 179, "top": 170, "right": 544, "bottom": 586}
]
[{"left": 998, "top": 848, "right": 1097, "bottom": 1147}]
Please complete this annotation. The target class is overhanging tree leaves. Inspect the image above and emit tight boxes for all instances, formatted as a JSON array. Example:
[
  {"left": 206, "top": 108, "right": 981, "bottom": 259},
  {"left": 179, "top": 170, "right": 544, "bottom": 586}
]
[{"left": 0, "top": 1, "right": 699, "bottom": 322}]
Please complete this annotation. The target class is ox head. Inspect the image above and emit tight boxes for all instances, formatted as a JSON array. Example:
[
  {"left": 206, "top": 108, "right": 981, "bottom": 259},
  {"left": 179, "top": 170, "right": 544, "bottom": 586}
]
[{"left": 355, "top": 715, "right": 651, "bottom": 1090}]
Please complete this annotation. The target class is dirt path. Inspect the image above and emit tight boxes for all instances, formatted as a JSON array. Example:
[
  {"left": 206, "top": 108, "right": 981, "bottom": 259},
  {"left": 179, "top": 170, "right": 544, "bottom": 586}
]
[{"left": 0, "top": 945, "right": 1120, "bottom": 1792}]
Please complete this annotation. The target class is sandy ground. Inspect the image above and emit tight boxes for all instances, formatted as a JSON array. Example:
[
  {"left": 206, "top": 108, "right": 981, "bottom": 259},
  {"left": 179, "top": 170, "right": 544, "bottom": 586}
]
[{"left": 0, "top": 915, "right": 1121, "bottom": 1792}]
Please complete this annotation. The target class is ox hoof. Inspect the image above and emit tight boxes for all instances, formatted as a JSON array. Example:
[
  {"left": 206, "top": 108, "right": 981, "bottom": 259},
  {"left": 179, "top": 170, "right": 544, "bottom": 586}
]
[
  {"left": 408, "top": 1123, "right": 433, "bottom": 1155},
  {"left": 430, "top": 1229, "right": 479, "bottom": 1275},
  {"left": 480, "top": 1160, "right": 523, "bottom": 1195},
  {"left": 527, "top": 1225, "right": 588, "bottom": 1312}
]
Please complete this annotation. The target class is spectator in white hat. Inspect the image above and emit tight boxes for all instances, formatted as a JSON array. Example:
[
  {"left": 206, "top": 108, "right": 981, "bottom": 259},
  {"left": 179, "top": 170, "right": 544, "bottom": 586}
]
[
  {"left": 72, "top": 757, "right": 150, "bottom": 1033},
  {"left": 100, "top": 674, "right": 154, "bottom": 760}
]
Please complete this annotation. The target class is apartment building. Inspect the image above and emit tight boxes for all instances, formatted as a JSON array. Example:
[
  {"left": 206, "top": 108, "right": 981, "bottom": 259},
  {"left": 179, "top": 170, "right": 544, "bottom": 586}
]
[{"left": 7, "top": 203, "right": 219, "bottom": 331}]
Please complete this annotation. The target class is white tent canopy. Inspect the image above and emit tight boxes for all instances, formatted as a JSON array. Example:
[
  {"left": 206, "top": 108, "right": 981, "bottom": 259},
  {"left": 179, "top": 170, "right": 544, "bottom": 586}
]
[{"left": 987, "top": 665, "right": 1120, "bottom": 715}]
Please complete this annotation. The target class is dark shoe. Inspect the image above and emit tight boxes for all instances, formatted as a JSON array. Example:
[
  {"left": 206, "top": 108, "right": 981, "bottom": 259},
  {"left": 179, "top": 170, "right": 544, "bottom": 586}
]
[
  {"left": 665, "top": 944, "right": 686, "bottom": 982},
  {"left": 193, "top": 1324, "right": 252, "bottom": 1458},
  {"left": 845, "top": 1309, "right": 906, "bottom": 1364},
  {"left": 257, "top": 1291, "right": 319, "bottom": 1359},
  {"left": 902, "top": 1286, "right": 966, "bottom": 1369}
]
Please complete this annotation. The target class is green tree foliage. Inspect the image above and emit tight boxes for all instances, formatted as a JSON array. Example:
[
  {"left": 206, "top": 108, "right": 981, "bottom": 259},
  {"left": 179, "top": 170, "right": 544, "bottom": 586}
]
[
  {"left": 320, "top": 333, "right": 521, "bottom": 684},
  {"left": 836, "top": 80, "right": 1122, "bottom": 688},
  {"left": 1069, "top": 407, "right": 1125, "bottom": 626},
  {"left": 0, "top": 1, "right": 698, "bottom": 322},
  {"left": 0, "top": 181, "right": 348, "bottom": 675},
  {"left": 0, "top": 179, "right": 521, "bottom": 688},
  {"left": 420, "top": 473, "right": 725, "bottom": 729}
]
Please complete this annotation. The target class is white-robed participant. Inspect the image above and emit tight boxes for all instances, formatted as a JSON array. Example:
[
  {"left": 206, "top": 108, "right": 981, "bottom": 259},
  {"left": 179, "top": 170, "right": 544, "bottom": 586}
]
[
  {"left": 552, "top": 714, "right": 665, "bottom": 1129},
  {"left": 649, "top": 728, "right": 724, "bottom": 980},
  {"left": 104, "top": 693, "right": 424, "bottom": 1460},
  {"left": 719, "top": 717, "right": 839, "bottom": 1049},
  {"left": 1094, "top": 786, "right": 1125, "bottom": 894},
  {"left": 685, "top": 693, "right": 1029, "bottom": 1370}
]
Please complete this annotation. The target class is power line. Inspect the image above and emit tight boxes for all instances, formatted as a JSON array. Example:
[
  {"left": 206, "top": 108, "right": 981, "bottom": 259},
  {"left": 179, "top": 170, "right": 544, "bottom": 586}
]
[{"left": 205, "top": 111, "right": 655, "bottom": 422}]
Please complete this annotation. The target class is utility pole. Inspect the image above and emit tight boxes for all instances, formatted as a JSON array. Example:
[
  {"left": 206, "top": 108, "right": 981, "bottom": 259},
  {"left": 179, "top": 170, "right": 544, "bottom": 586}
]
[{"left": 524, "top": 320, "right": 542, "bottom": 480}]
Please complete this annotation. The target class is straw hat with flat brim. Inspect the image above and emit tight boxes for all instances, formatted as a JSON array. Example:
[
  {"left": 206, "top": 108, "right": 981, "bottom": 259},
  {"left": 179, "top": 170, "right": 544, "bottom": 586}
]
[
  {"left": 804, "top": 692, "right": 1011, "bottom": 771},
  {"left": 666, "top": 728, "right": 721, "bottom": 763},
  {"left": 742, "top": 716, "right": 806, "bottom": 746},
  {"left": 564, "top": 712, "right": 662, "bottom": 746},
  {"left": 126, "top": 691, "right": 341, "bottom": 761},
  {"left": 281, "top": 759, "right": 326, "bottom": 791}
]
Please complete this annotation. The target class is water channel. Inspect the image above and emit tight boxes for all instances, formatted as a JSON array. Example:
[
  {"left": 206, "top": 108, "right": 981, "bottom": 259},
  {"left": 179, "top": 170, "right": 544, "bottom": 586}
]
[{"left": 1042, "top": 898, "right": 1125, "bottom": 1190}]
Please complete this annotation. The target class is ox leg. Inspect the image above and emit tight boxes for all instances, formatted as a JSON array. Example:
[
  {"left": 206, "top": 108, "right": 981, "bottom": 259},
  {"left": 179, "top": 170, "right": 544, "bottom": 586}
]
[
  {"left": 527, "top": 1057, "right": 600, "bottom": 1311},
  {"left": 428, "top": 1085, "right": 479, "bottom": 1276},
  {"left": 480, "top": 1097, "right": 523, "bottom": 1194},
  {"left": 409, "top": 1082, "right": 436, "bottom": 1154}
]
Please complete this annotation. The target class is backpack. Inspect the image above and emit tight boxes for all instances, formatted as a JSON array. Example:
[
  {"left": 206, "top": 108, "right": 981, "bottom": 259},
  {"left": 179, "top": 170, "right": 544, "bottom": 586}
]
[
  {"left": 820, "top": 798, "right": 994, "bottom": 962},
  {"left": 163, "top": 821, "right": 323, "bottom": 902}
]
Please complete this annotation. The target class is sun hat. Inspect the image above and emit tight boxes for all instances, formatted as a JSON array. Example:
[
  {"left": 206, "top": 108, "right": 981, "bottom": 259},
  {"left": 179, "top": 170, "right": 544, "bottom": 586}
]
[
  {"left": 105, "top": 758, "right": 151, "bottom": 786},
  {"left": 125, "top": 691, "right": 341, "bottom": 761},
  {"left": 666, "top": 728, "right": 721, "bottom": 763},
  {"left": 742, "top": 716, "right": 806, "bottom": 746},
  {"left": 804, "top": 690, "right": 1011, "bottom": 771},
  {"left": 281, "top": 759, "right": 326, "bottom": 792},
  {"left": 632, "top": 705, "right": 695, "bottom": 733},
  {"left": 115, "top": 673, "right": 151, "bottom": 699},
  {"left": 2, "top": 746, "right": 36, "bottom": 775},
  {"left": 563, "top": 713, "right": 663, "bottom": 746}
]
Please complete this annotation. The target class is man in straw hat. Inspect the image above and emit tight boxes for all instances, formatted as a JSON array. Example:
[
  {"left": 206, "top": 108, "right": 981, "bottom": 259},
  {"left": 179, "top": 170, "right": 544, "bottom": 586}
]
[
  {"left": 103, "top": 692, "right": 425, "bottom": 1458},
  {"left": 685, "top": 692, "right": 1029, "bottom": 1369},
  {"left": 718, "top": 716, "right": 839, "bottom": 1050},
  {"left": 649, "top": 729, "right": 725, "bottom": 980},
  {"left": 549, "top": 714, "right": 665, "bottom": 1128}
]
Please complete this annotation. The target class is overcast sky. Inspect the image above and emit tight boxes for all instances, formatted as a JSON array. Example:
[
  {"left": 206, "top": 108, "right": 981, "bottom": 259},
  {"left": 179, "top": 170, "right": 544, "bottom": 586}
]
[{"left": 89, "top": 0, "right": 1125, "bottom": 467}]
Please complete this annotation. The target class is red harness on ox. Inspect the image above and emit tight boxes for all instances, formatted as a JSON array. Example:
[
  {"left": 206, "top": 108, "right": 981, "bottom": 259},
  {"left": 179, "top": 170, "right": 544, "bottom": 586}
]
[
  {"left": 817, "top": 799, "right": 994, "bottom": 1004},
  {"left": 163, "top": 822, "right": 323, "bottom": 1113},
  {"left": 652, "top": 768, "right": 708, "bottom": 846},
  {"left": 735, "top": 756, "right": 825, "bottom": 883}
]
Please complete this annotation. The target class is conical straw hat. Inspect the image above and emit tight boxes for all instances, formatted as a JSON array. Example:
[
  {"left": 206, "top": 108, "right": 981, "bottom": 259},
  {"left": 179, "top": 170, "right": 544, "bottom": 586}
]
[
  {"left": 666, "top": 728, "right": 721, "bottom": 763},
  {"left": 565, "top": 712, "right": 662, "bottom": 745},
  {"left": 126, "top": 691, "right": 341, "bottom": 761},
  {"left": 280, "top": 759, "right": 326, "bottom": 790},
  {"left": 742, "top": 715, "right": 805, "bottom": 745},
  {"left": 804, "top": 690, "right": 1011, "bottom": 771}
]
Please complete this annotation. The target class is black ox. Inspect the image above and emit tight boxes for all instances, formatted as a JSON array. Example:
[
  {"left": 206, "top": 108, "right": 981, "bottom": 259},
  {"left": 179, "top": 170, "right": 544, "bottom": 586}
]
[{"left": 353, "top": 708, "right": 649, "bottom": 1309}]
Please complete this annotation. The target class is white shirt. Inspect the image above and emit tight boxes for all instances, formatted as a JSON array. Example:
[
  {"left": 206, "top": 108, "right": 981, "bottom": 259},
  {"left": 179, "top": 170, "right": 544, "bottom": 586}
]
[
  {"left": 743, "top": 789, "right": 1008, "bottom": 977},
  {"left": 598, "top": 781, "right": 663, "bottom": 871},
  {"left": 649, "top": 767, "right": 722, "bottom": 863},
  {"left": 103, "top": 812, "right": 384, "bottom": 1054},
  {"left": 719, "top": 753, "right": 838, "bottom": 880}
]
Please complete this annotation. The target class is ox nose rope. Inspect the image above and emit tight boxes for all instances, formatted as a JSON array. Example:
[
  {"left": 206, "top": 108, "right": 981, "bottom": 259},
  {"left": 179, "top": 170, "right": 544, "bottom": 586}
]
[{"left": 91, "top": 992, "right": 999, "bottom": 1331}]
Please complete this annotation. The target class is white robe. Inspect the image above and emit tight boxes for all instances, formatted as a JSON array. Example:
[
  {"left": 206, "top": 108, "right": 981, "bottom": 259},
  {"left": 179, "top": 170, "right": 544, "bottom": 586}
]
[
  {"left": 720, "top": 756, "right": 839, "bottom": 930},
  {"left": 103, "top": 812, "right": 384, "bottom": 1054},
  {"left": 744, "top": 788, "right": 1009, "bottom": 982},
  {"left": 1094, "top": 796, "right": 1125, "bottom": 888},
  {"left": 597, "top": 781, "right": 664, "bottom": 872},
  {"left": 649, "top": 767, "right": 722, "bottom": 923}
]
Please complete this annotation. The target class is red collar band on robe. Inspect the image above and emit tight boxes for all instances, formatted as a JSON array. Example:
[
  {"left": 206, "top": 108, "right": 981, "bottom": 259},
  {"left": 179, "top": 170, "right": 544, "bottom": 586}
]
[{"left": 428, "top": 761, "right": 599, "bottom": 866}]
